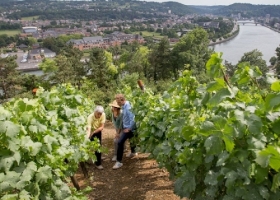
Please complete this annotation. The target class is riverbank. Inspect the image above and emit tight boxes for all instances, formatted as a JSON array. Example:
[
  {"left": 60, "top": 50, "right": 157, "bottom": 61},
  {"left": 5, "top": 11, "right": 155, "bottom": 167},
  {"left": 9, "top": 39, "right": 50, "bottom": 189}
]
[
  {"left": 209, "top": 25, "right": 239, "bottom": 46},
  {"left": 263, "top": 24, "right": 280, "bottom": 34}
]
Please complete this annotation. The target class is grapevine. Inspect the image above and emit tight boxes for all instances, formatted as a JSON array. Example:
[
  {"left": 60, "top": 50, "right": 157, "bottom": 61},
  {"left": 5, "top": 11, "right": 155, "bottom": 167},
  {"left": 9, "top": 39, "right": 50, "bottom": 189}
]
[
  {"left": 127, "top": 53, "right": 280, "bottom": 199},
  {"left": 0, "top": 84, "right": 99, "bottom": 199}
]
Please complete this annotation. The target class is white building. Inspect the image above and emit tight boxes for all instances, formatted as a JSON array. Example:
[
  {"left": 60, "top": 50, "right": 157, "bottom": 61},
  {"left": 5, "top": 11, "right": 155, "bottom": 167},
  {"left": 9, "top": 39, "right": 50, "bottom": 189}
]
[{"left": 22, "top": 26, "right": 38, "bottom": 34}]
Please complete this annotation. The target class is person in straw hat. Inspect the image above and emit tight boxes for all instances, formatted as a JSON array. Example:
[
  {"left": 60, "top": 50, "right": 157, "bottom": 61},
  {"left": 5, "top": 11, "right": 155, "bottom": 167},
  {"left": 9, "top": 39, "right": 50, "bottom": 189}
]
[
  {"left": 113, "top": 94, "right": 137, "bottom": 169},
  {"left": 109, "top": 100, "right": 123, "bottom": 162}
]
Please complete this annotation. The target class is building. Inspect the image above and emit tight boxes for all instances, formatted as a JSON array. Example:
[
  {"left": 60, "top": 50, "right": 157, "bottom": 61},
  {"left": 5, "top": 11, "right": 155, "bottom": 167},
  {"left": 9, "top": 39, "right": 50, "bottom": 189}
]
[
  {"left": 22, "top": 26, "right": 38, "bottom": 34},
  {"left": 17, "top": 44, "right": 28, "bottom": 49},
  {"left": 66, "top": 32, "right": 144, "bottom": 50},
  {"left": 28, "top": 48, "right": 56, "bottom": 61}
]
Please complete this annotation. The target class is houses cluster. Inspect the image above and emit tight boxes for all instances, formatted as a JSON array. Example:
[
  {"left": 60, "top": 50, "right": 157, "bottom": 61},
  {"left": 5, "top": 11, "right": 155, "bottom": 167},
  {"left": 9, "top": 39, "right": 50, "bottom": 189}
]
[
  {"left": 19, "top": 26, "right": 90, "bottom": 40},
  {"left": 197, "top": 21, "right": 220, "bottom": 29},
  {"left": 66, "top": 31, "right": 145, "bottom": 51},
  {"left": 28, "top": 48, "right": 56, "bottom": 62}
]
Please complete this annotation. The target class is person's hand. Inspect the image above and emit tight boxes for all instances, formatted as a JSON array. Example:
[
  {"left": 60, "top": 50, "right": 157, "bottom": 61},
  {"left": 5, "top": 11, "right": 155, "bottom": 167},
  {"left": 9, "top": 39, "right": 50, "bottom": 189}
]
[
  {"left": 123, "top": 128, "right": 130, "bottom": 133},
  {"left": 115, "top": 133, "right": 120, "bottom": 139},
  {"left": 89, "top": 131, "right": 95, "bottom": 138}
]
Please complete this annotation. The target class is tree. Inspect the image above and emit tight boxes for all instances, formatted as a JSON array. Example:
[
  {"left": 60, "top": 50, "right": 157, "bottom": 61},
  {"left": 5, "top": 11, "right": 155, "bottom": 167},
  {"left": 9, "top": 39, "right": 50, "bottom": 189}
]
[
  {"left": 224, "top": 60, "right": 237, "bottom": 77},
  {"left": 28, "top": 37, "right": 37, "bottom": 46},
  {"left": 121, "top": 46, "right": 150, "bottom": 79},
  {"left": 0, "top": 55, "right": 23, "bottom": 101},
  {"left": 42, "top": 37, "right": 60, "bottom": 53},
  {"left": 85, "top": 48, "right": 116, "bottom": 89},
  {"left": 274, "top": 46, "right": 280, "bottom": 76},
  {"left": 238, "top": 49, "right": 267, "bottom": 74},
  {"left": 149, "top": 37, "right": 171, "bottom": 81},
  {"left": 171, "top": 28, "right": 212, "bottom": 80},
  {"left": 39, "top": 47, "right": 86, "bottom": 89},
  {"left": 269, "top": 56, "right": 277, "bottom": 66}
]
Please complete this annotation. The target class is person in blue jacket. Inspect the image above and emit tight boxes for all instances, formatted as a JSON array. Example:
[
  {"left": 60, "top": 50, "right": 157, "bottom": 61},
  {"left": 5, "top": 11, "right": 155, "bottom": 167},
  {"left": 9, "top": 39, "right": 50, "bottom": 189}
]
[{"left": 113, "top": 94, "right": 137, "bottom": 169}]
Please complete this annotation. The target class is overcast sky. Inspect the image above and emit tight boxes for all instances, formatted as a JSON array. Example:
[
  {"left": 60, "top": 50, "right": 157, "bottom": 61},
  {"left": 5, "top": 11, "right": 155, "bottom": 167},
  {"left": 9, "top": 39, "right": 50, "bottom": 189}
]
[{"left": 141, "top": 0, "right": 280, "bottom": 6}]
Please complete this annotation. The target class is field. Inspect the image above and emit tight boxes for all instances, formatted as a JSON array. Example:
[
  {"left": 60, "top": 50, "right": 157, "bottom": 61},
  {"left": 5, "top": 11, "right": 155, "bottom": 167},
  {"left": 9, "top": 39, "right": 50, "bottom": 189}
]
[
  {"left": 133, "top": 31, "right": 164, "bottom": 38},
  {"left": 0, "top": 30, "right": 20, "bottom": 36},
  {"left": 83, "top": 52, "right": 90, "bottom": 57},
  {"left": 21, "top": 15, "right": 39, "bottom": 21}
]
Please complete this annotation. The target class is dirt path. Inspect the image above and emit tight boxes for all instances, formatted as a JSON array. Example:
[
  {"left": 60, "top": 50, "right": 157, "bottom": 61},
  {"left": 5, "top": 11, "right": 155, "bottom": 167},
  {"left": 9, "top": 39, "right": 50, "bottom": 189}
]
[{"left": 75, "top": 122, "right": 181, "bottom": 200}]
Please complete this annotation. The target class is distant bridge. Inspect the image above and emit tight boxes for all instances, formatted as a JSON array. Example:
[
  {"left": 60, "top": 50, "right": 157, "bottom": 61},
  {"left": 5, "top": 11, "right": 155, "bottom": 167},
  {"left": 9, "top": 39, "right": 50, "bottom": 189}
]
[{"left": 237, "top": 21, "right": 260, "bottom": 26}]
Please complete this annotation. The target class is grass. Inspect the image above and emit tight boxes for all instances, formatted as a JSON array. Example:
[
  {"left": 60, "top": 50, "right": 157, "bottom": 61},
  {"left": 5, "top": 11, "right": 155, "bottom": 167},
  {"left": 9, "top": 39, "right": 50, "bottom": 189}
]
[
  {"left": 21, "top": 16, "right": 39, "bottom": 21},
  {"left": 0, "top": 30, "right": 20, "bottom": 36},
  {"left": 132, "top": 31, "right": 165, "bottom": 40},
  {"left": 83, "top": 52, "right": 90, "bottom": 58}
]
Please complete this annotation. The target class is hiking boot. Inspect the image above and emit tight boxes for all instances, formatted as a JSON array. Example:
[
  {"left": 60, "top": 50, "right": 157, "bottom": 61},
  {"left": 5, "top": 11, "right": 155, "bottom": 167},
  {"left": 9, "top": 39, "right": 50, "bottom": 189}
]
[
  {"left": 111, "top": 155, "right": 117, "bottom": 162},
  {"left": 126, "top": 152, "right": 138, "bottom": 158},
  {"left": 113, "top": 161, "right": 123, "bottom": 169}
]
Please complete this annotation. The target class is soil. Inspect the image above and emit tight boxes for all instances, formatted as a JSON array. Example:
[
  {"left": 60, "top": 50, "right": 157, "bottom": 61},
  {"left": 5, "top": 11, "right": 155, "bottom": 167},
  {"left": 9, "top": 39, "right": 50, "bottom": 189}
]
[{"left": 74, "top": 122, "right": 183, "bottom": 200}]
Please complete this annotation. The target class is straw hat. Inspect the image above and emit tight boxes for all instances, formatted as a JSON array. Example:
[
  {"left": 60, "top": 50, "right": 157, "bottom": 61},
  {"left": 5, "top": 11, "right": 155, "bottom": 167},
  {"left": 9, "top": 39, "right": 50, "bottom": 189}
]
[{"left": 109, "top": 100, "right": 120, "bottom": 108}]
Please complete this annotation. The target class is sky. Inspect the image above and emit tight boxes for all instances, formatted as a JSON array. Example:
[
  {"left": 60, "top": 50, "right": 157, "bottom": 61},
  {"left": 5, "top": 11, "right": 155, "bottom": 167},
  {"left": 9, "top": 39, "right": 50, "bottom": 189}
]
[{"left": 141, "top": 0, "right": 280, "bottom": 6}]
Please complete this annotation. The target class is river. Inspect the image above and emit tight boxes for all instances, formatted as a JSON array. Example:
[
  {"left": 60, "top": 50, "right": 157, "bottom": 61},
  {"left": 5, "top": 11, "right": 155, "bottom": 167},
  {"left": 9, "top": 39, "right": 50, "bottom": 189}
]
[{"left": 211, "top": 22, "right": 280, "bottom": 65}]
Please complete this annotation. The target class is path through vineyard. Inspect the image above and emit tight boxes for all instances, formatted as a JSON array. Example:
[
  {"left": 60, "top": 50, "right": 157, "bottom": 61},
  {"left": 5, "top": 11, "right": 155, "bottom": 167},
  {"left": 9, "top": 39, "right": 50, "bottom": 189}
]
[{"left": 75, "top": 122, "right": 182, "bottom": 200}]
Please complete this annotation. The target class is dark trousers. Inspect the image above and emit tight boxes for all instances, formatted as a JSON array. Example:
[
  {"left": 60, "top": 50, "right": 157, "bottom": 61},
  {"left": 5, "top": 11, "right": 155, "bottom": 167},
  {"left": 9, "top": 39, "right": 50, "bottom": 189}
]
[
  {"left": 90, "top": 131, "right": 102, "bottom": 166},
  {"left": 117, "top": 131, "right": 136, "bottom": 162}
]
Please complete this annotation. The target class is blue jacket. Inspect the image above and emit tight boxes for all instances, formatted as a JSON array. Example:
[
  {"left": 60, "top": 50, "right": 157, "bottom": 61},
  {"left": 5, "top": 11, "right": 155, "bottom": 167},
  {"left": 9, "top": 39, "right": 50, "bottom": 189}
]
[{"left": 122, "top": 101, "right": 136, "bottom": 131}]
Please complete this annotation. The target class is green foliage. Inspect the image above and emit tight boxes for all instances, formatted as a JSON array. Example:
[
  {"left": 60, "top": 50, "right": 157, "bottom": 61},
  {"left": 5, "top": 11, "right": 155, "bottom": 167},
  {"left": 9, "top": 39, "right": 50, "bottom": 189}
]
[
  {"left": 149, "top": 38, "right": 171, "bottom": 81},
  {"left": 0, "top": 34, "right": 16, "bottom": 48},
  {"left": 39, "top": 47, "right": 86, "bottom": 90},
  {"left": 86, "top": 48, "right": 116, "bottom": 89},
  {"left": 0, "top": 55, "right": 23, "bottom": 101},
  {"left": 275, "top": 46, "right": 280, "bottom": 76},
  {"left": 127, "top": 53, "right": 280, "bottom": 199},
  {"left": 171, "top": 28, "right": 213, "bottom": 79},
  {"left": 0, "top": 84, "right": 99, "bottom": 199}
]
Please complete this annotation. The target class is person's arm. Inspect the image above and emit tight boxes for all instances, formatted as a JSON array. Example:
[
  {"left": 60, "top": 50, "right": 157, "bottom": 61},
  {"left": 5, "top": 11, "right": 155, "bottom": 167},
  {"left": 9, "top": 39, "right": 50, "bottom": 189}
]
[{"left": 90, "top": 123, "right": 105, "bottom": 138}]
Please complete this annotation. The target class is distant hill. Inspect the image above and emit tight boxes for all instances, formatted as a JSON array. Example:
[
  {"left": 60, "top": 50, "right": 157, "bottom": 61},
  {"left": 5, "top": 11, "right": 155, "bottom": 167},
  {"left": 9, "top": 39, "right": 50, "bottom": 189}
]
[
  {"left": 113, "top": 1, "right": 197, "bottom": 16},
  {"left": 189, "top": 5, "right": 225, "bottom": 14},
  {"left": 3, "top": 1, "right": 280, "bottom": 20},
  {"left": 213, "top": 3, "right": 280, "bottom": 17},
  {"left": 159, "top": 2, "right": 197, "bottom": 15}
]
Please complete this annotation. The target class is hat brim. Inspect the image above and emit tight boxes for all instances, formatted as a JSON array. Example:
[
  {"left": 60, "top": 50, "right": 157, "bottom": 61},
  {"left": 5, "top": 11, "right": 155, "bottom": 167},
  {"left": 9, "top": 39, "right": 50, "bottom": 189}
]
[{"left": 109, "top": 103, "right": 120, "bottom": 108}]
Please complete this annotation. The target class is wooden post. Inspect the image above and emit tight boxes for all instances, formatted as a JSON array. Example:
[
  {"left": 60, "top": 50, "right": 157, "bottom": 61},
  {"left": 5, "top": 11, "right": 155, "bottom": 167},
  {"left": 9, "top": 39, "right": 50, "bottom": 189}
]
[
  {"left": 70, "top": 176, "right": 80, "bottom": 190},
  {"left": 64, "top": 158, "right": 81, "bottom": 190},
  {"left": 80, "top": 162, "right": 89, "bottom": 178}
]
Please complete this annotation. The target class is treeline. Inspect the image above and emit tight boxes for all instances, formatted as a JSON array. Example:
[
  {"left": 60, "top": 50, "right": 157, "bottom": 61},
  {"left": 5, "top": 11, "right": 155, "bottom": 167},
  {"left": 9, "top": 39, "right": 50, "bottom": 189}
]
[
  {"left": 8, "top": 9, "right": 166, "bottom": 21},
  {"left": 0, "top": 34, "right": 16, "bottom": 48},
  {"left": 127, "top": 1, "right": 195, "bottom": 16},
  {"left": 7, "top": 10, "right": 43, "bottom": 20},
  {"left": 0, "top": 22, "right": 21, "bottom": 30},
  {"left": 5, "top": 0, "right": 196, "bottom": 21},
  {"left": 4, "top": 1, "right": 280, "bottom": 22}
]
